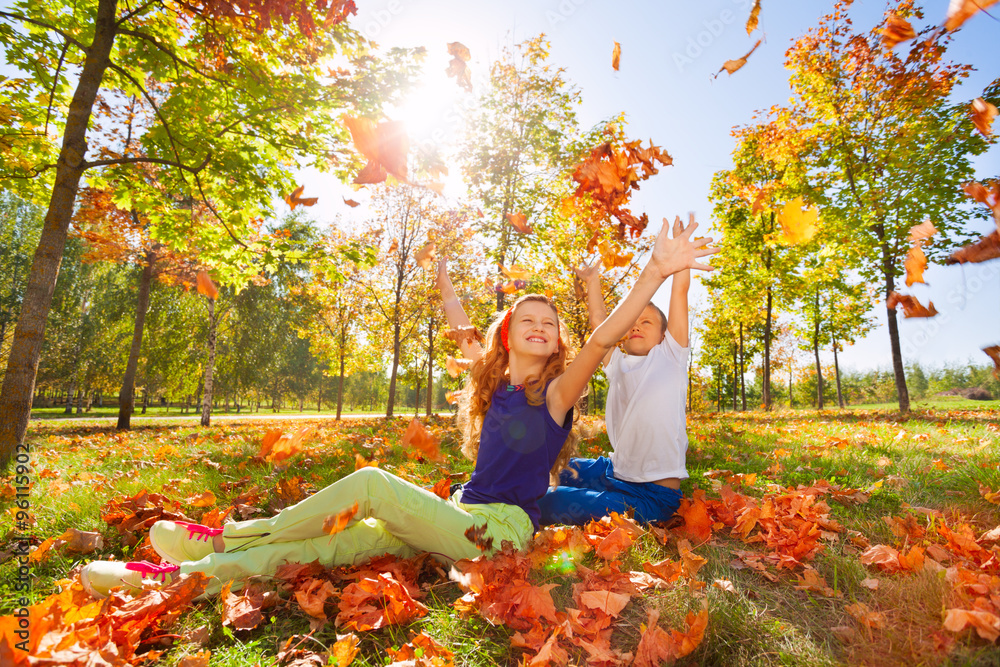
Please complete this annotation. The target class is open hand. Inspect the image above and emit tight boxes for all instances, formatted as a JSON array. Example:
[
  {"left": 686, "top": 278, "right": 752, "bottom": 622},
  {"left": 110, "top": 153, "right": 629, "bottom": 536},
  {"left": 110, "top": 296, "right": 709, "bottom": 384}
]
[
  {"left": 573, "top": 258, "right": 602, "bottom": 284},
  {"left": 647, "top": 216, "right": 717, "bottom": 279}
]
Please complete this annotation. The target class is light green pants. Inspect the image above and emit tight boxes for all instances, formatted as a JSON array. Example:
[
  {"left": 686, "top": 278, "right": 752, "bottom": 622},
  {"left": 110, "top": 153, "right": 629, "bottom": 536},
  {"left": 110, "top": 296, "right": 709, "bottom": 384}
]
[{"left": 178, "top": 467, "right": 533, "bottom": 596}]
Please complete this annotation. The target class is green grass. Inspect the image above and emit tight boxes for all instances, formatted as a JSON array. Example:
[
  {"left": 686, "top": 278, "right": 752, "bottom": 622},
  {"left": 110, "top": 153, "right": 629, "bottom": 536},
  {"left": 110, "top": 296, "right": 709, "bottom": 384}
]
[
  {"left": 29, "top": 406, "right": 420, "bottom": 420},
  {"left": 3, "top": 409, "right": 1000, "bottom": 665}
]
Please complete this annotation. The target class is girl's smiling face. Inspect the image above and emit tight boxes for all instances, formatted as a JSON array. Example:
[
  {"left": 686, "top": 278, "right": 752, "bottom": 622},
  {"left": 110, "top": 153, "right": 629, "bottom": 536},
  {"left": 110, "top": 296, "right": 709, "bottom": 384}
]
[
  {"left": 507, "top": 301, "right": 560, "bottom": 359},
  {"left": 623, "top": 304, "right": 665, "bottom": 356}
]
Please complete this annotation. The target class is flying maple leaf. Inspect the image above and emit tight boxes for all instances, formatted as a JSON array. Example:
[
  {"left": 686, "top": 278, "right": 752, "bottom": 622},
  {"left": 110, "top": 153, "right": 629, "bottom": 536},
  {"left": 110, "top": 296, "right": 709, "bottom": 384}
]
[
  {"left": 402, "top": 418, "right": 443, "bottom": 462},
  {"left": 414, "top": 240, "right": 436, "bottom": 269},
  {"left": 432, "top": 479, "right": 451, "bottom": 499},
  {"left": 343, "top": 197, "right": 361, "bottom": 208},
  {"left": 445, "top": 355, "right": 472, "bottom": 378},
  {"left": 443, "top": 325, "right": 484, "bottom": 346},
  {"left": 283, "top": 185, "right": 318, "bottom": 209},
  {"left": 196, "top": 270, "right": 218, "bottom": 300},
  {"left": 611, "top": 41, "right": 621, "bottom": 71},
  {"left": 499, "top": 263, "right": 533, "bottom": 281},
  {"left": 970, "top": 97, "right": 998, "bottom": 138},
  {"left": 945, "top": 0, "right": 1000, "bottom": 31},
  {"left": 323, "top": 502, "right": 359, "bottom": 536},
  {"left": 909, "top": 219, "right": 938, "bottom": 242},
  {"left": 881, "top": 13, "right": 916, "bottom": 48},
  {"left": 983, "top": 345, "right": 1000, "bottom": 379},
  {"left": 777, "top": 197, "right": 818, "bottom": 244},
  {"left": 465, "top": 522, "right": 494, "bottom": 551},
  {"left": 597, "top": 239, "right": 633, "bottom": 270},
  {"left": 445, "top": 390, "right": 461, "bottom": 405},
  {"left": 946, "top": 230, "right": 1000, "bottom": 265},
  {"left": 495, "top": 280, "right": 526, "bottom": 295},
  {"left": 746, "top": 0, "right": 761, "bottom": 33},
  {"left": 447, "top": 42, "right": 473, "bottom": 92},
  {"left": 887, "top": 292, "right": 938, "bottom": 318},
  {"left": 507, "top": 211, "right": 533, "bottom": 234},
  {"left": 904, "top": 242, "right": 927, "bottom": 287},
  {"left": 344, "top": 116, "right": 409, "bottom": 183},
  {"left": 716, "top": 39, "right": 762, "bottom": 78}
]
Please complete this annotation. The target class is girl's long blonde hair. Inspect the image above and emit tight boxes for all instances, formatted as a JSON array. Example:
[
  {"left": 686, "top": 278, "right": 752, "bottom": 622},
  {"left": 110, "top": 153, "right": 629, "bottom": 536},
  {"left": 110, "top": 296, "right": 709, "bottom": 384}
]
[{"left": 457, "top": 294, "right": 581, "bottom": 481}]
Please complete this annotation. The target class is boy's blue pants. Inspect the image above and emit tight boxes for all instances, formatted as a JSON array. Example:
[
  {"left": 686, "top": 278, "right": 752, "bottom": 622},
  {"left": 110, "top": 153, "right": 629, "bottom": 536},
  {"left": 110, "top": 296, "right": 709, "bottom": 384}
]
[{"left": 538, "top": 456, "right": 682, "bottom": 526}]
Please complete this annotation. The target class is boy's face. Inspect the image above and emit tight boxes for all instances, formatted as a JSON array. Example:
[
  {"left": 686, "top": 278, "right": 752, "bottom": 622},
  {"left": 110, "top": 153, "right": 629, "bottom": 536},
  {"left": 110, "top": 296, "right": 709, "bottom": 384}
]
[
  {"left": 623, "top": 305, "right": 665, "bottom": 356},
  {"left": 508, "top": 301, "right": 560, "bottom": 359}
]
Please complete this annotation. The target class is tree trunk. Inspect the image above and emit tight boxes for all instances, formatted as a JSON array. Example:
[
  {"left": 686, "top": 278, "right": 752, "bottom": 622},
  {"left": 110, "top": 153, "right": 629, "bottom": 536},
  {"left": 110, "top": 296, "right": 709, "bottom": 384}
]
[
  {"left": 814, "top": 290, "right": 824, "bottom": 410},
  {"left": 739, "top": 322, "right": 746, "bottom": 411},
  {"left": 200, "top": 298, "right": 217, "bottom": 427},
  {"left": 885, "top": 298, "right": 910, "bottom": 413},
  {"left": 0, "top": 0, "right": 119, "bottom": 470},
  {"left": 75, "top": 386, "right": 84, "bottom": 414},
  {"left": 141, "top": 388, "right": 148, "bottom": 414},
  {"left": 833, "top": 337, "right": 844, "bottom": 409},
  {"left": 763, "top": 287, "right": 773, "bottom": 411},
  {"left": 426, "top": 317, "right": 434, "bottom": 418},
  {"left": 386, "top": 321, "right": 401, "bottom": 417},
  {"left": 337, "top": 339, "right": 346, "bottom": 421},
  {"left": 64, "top": 383, "right": 76, "bottom": 415},
  {"left": 732, "top": 343, "right": 738, "bottom": 411},
  {"left": 116, "top": 247, "right": 155, "bottom": 430}
]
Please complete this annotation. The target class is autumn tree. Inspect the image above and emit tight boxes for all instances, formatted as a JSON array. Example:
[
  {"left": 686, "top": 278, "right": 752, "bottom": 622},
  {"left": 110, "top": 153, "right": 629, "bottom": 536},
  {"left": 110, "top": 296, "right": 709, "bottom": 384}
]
[
  {"left": 461, "top": 35, "right": 588, "bottom": 310},
  {"left": 0, "top": 0, "right": 419, "bottom": 469},
  {"left": 769, "top": 0, "right": 990, "bottom": 412},
  {"left": 0, "top": 191, "right": 42, "bottom": 372}
]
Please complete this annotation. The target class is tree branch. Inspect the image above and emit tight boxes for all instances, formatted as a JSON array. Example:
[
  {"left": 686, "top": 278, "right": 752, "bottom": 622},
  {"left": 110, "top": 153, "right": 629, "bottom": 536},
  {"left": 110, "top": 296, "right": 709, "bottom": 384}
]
[
  {"left": 44, "top": 40, "right": 69, "bottom": 137},
  {"left": 0, "top": 11, "right": 87, "bottom": 51},
  {"left": 118, "top": 28, "right": 231, "bottom": 85},
  {"left": 82, "top": 154, "right": 212, "bottom": 173}
]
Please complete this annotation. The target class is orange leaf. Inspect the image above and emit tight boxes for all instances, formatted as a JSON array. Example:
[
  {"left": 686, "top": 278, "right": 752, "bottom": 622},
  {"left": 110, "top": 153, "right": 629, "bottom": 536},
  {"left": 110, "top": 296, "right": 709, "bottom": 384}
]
[
  {"left": 294, "top": 577, "right": 339, "bottom": 620},
  {"left": 343, "top": 197, "right": 361, "bottom": 208},
  {"left": 498, "top": 263, "right": 533, "bottom": 281},
  {"left": 746, "top": 0, "right": 761, "bottom": 34},
  {"left": 196, "top": 270, "right": 218, "bottom": 300},
  {"left": 58, "top": 528, "right": 103, "bottom": 555},
  {"left": 579, "top": 590, "right": 631, "bottom": 617},
  {"left": 845, "top": 602, "right": 884, "bottom": 629},
  {"left": 908, "top": 219, "right": 937, "bottom": 242},
  {"left": 445, "top": 389, "right": 461, "bottom": 405},
  {"left": 330, "top": 633, "right": 360, "bottom": 667},
  {"left": 344, "top": 116, "right": 409, "bottom": 183},
  {"left": 970, "top": 97, "right": 998, "bottom": 138},
  {"left": 464, "top": 522, "right": 494, "bottom": 552},
  {"left": 943, "top": 608, "right": 1000, "bottom": 641},
  {"left": 402, "top": 418, "right": 443, "bottom": 462},
  {"left": 886, "top": 292, "right": 938, "bottom": 318},
  {"left": 675, "top": 489, "right": 713, "bottom": 543},
  {"left": 506, "top": 211, "right": 533, "bottom": 234},
  {"left": 716, "top": 39, "right": 762, "bottom": 77},
  {"left": 336, "top": 573, "right": 428, "bottom": 630},
  {"left": 257, "top": 428, "right": 283, "bottom": 458},
  {"left": 904, "top": 242, "right": 927, "bottom": 287},
  {"left": 432, "top": 479, "right": 451, "bottom": 499},
  {"left": 611, "top": 41, "right": 621, "bottom": 71},
  {"left": 323, "top": 502, "right": 359, "bottom": 536},
  {"left": 186, "top": 491, "right": 216, "bottom": 508},
  {"left": 447, "top": 42, "right": 472, "bottom": 92},
  {"left": 983, "top": 345, "right": 1000, "bottom": 380},
  {"left": 945, "top": 0, "right": 1000, "bottom": 31},
  {"left": 947, "top": 230, "right": 1000, "bottom": 265},
  {"left": 595, "top": 527, "right": 633, "bottom": 560},
  {"left": 777, "top": 197, "right": 818, "bottom": 244},
  {"left": 881, "top": 13, "right": 915, "bottom": 48},
  {"left": 284, "top": 185, "right": 318, "bottom": 209},
  {"left": 177, "top": 651, "right": 212, "bottom": 667},
  {"left": 443, "top": 325, "right": 484, "bottom": 347},
  {"left": 445, "top": 355, "right": 471, "bottom": 378},
  {"left": 414, "top": 241, "right": 436, "bottom": 269}
]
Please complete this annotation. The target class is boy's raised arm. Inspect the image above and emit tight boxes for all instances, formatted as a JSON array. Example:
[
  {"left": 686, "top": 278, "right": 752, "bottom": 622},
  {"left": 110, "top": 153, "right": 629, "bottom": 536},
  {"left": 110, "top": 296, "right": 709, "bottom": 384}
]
[
  {"left": 547, "top": 219, "right": 716, "bottom": 420},
  {"left": 435, "top": 258, "right": 483, "bottom": 362},
  {"left": 667, "top": 216, "right": 692, "bottom": 348}
]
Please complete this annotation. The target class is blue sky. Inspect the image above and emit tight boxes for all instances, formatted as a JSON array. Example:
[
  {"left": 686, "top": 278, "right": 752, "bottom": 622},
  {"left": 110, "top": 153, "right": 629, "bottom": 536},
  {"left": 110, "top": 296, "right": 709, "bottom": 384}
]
[{"left": 310, "top": 0, "right": 998, "bottom": 373}]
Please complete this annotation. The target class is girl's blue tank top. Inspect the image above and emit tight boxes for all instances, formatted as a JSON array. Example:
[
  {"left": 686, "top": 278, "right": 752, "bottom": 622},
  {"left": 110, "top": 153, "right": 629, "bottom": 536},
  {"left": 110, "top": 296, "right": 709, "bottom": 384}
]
[{"left": 459, "top": 384, "right": 572, "bottom": 530}]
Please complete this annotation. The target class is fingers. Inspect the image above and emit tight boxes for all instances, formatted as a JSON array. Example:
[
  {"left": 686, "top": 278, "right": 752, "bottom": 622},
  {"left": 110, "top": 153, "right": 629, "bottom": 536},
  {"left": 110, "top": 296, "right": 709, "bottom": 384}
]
[{"left": 690, "top": 262, "right": 716, "bottom": 272}]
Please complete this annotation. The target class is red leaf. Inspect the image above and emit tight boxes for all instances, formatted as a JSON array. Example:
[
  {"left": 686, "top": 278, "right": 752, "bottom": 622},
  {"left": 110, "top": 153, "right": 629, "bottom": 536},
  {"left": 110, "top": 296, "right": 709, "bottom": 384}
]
[
  {"left": 716, "top": 39, "right": 762, "bottom": 77},
  {"left": 886, "top": 292, "right": 938, "bottom": 318},
  {"left": 323, "top": 502, "right": 359, "bottom": 536},
  {"left": 881, "top": 13, "right": 916, "bottom": 48},
  {"left": 506, "top": 211, "right": 533, "bottom": 234}
]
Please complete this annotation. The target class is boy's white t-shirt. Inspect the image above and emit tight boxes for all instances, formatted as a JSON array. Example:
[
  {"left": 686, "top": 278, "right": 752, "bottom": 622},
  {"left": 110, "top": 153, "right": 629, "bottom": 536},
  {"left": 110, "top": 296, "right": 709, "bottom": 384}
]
[{"left": 604, "top": 330, "right": 689, "bottom": 483}]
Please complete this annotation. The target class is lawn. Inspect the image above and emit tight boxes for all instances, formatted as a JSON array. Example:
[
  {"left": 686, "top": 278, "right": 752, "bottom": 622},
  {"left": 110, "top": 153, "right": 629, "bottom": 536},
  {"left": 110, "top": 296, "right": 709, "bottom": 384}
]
[{"left": 2, "top": 409, "right": 1000, "bottom": 666}]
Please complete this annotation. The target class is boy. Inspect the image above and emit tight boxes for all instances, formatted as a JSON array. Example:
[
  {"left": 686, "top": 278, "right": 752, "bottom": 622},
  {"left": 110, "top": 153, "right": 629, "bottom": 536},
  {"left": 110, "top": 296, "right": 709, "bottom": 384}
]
[{"left": 538, "top": 216, "right": 692, "bottom": 525}]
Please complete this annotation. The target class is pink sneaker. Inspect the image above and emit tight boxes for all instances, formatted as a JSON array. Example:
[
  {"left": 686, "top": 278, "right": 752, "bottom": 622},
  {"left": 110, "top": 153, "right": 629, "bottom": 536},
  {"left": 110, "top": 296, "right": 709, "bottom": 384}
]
[
  {"left": 81, "top": 560, "right": 179, "bottom": 598},
  {"left": 149, "top": 520, "right": 223, "bottom": 565}
]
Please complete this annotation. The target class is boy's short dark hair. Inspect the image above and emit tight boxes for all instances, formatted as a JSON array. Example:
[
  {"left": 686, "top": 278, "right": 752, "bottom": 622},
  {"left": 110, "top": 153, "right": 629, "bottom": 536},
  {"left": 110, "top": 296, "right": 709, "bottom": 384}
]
[{"left": 647, "top": 303, "right": 667, "bottom": 335}]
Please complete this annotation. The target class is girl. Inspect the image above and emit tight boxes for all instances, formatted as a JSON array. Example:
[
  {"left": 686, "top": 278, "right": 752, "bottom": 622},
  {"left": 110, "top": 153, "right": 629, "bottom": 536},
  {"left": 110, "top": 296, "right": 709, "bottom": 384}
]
[{"left": 80, "top": 218, "right": 715, "bottom": 599}]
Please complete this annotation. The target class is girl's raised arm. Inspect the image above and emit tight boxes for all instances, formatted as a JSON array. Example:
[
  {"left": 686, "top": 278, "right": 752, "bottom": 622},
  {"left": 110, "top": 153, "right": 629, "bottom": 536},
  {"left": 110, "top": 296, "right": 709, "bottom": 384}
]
[
  {"left": 546, "top": 219, "right": 717, "bottom": 421},
  {"left": 435, "top": 258, "right": 484, "bottom": 362}
]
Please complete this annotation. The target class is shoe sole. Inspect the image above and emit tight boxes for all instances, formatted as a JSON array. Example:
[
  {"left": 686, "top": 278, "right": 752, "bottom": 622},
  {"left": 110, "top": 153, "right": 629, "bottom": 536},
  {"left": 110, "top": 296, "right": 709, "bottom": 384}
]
[{"left": 80, "top": 566, "right": 104, "bottom": 599}]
